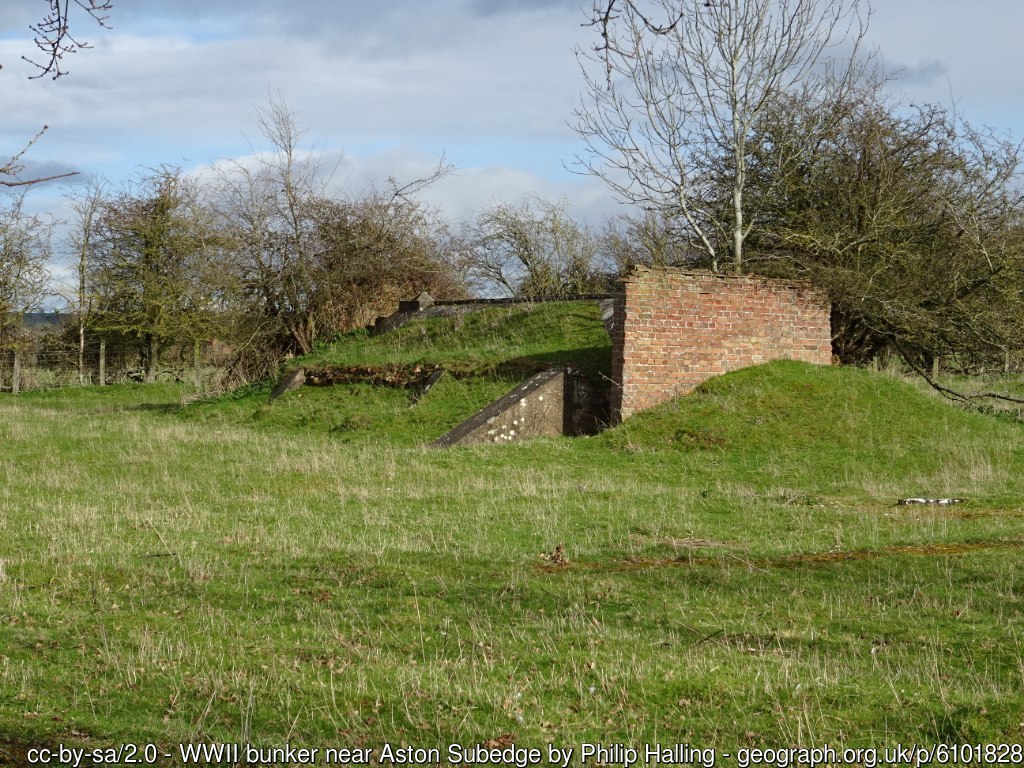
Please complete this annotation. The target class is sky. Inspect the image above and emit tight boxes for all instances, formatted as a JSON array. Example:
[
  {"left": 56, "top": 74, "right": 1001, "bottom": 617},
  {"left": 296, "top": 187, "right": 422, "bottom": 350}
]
[{"left": 2, "top": 0, "right": 1024, "bottom": 232}]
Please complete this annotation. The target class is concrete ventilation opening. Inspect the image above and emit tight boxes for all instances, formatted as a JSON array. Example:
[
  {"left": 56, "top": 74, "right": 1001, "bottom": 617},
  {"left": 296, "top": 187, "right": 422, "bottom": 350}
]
[{"left": 432, "top": 367, "right": 605, "bottom": 448}]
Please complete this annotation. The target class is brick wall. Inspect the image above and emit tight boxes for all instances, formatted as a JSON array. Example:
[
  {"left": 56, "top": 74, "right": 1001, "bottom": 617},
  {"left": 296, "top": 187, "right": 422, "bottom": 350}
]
[{"left": 610, "top": 267, "right": 832, "bottom": 422}]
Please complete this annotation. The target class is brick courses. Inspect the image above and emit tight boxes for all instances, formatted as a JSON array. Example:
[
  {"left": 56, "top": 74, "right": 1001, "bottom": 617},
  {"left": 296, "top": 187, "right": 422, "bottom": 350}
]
[{"left": 610, "top": 267, "right": 832, "bottom": 422}]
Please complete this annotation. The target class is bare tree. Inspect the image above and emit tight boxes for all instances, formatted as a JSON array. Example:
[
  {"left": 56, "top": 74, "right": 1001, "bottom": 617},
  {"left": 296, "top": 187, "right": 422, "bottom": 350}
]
[
  {"left": 455, "top": 198, "right": 610, "bottom": 298},
  {"left": 209, "top": 96, "right": 339, "bottom": 357},
  {"left": 310, "top": 190, "right": 462, "bottom": 330},
  {"left": 0, "top": 194, "right": 52, "bottom": 350},
  {"left": 210, "top": 96, "right": 458, "bottom": 380},
  {"left": 599, "top": 209, "right": 696, "bottom": 271},
  {"left": 574, "top": 0, "right": 870, "bottom": 273},
  {"left": 61, "top": 177, "right": 108, "bottom": 383}
]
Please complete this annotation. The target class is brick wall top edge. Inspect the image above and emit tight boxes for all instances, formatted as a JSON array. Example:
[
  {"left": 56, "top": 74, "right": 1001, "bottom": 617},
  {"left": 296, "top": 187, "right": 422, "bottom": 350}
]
[{"left": 619, "top": 266, "right": 825, "bottom": 296}]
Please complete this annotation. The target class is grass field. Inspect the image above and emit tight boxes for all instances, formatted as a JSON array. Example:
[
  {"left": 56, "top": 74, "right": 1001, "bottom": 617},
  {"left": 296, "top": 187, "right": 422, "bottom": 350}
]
[{"left": 1, "top": 302, "right": 1023, "bottom": 763}]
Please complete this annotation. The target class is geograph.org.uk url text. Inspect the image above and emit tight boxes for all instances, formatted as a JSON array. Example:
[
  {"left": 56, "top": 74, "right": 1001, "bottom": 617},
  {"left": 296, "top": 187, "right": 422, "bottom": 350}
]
[
  {"left": 22, "top": 741, "right": 1024, "bottom": 767},
  {"left": 726, "top": 743, "right": 1024, "bottom": 768}
]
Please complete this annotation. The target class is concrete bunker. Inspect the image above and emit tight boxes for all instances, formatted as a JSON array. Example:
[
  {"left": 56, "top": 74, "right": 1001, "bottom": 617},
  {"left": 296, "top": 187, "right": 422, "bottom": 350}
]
[{"left": 270, "top": 268, "right": 832, "bottom": 445}]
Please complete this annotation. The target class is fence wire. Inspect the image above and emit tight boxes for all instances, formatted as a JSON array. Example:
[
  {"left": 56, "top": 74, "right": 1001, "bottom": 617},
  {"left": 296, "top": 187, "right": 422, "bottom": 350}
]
[{"left": 1, "top": 341, "right": 225, "bottom": 393}]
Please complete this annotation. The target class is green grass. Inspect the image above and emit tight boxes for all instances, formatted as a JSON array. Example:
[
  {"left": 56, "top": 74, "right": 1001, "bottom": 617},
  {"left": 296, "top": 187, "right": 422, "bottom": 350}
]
[
  {"left": 181, "top": 301, "right": 613, "bottom": 444},
  {"left": 307, "top": 300, "right": 612, "bottom": 378},
  {"left": 1, "top": 314, "right": 1023, "bottom": 761}
]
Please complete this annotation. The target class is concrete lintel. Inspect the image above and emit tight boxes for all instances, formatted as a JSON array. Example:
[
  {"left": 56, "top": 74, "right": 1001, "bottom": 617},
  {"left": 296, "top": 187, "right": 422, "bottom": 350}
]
[{"left": 432, "top": 368, "right": 568, "bottom": 448}]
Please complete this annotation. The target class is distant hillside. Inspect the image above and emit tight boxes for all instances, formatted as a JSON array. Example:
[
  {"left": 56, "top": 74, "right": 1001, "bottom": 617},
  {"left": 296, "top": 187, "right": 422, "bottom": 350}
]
[{"left": 18, "top": 312, "right": 70, "bottom": 331}]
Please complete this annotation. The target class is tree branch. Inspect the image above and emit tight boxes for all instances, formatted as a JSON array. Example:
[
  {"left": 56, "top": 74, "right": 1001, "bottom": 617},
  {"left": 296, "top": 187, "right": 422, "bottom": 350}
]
[
  {"left": 1, "top": 125, "right": 80, "bottom": 187},
  {"left": 21, "top": 0, "right": 113, "bottom": 80},
  {"left": 894, "top": 338, "right": 1024, "bottom": 407}
]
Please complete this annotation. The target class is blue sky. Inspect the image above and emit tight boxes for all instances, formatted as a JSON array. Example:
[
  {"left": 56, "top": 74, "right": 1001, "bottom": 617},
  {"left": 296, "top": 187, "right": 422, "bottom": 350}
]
[{"left": 2, "top": 0, "right": 1024, "bottom": 227}]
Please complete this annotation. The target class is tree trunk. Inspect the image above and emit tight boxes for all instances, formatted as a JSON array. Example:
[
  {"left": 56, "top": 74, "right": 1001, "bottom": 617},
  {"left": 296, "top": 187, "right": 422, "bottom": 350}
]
[
  {"left": 12, "top": 350, "right": 21, "bottom": 395},
  {"left": 287, "top": 320, "right": 314, "bottom": 356},
  {"left": 732, "top": 183, "right": 744, "bottom": 274},
  {"left": 99, "top": 338, "right": 106, "bottom": 386},
  {"left": 193, "top": 339, "right": 202, "bottom": 391},
  {"left": 78, "top": 319, "right": 86, "bottom": 385},
  {"left": 145, "top": 334, "right": 158, "bottom": 383}
]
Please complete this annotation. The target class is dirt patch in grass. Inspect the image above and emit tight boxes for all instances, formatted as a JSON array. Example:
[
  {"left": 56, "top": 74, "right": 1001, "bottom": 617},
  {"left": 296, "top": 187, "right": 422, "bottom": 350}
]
[
  {"left": 303, "top": 364, "right": 441, "bottom": 388},
  {"left": 777, "top": 539, "right": 1024, "bottom": 566},
  {"left": 0, "top": 735, "right": 45, "bottom": 767},
  {"left": 539, "top": 538, "right": 1024, "bottom": 574}
]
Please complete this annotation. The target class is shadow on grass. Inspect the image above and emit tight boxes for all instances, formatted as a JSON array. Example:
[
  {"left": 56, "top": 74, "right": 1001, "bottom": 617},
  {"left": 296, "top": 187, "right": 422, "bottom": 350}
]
[
  {"left": 131, "top": 402, "right": 185, "bottom": 414},
  {"left": 486, "top": 345, "right": 612, "bottom": 384},
  {"left": 0, "top": 733, "right": 44, "bottom": 766}
]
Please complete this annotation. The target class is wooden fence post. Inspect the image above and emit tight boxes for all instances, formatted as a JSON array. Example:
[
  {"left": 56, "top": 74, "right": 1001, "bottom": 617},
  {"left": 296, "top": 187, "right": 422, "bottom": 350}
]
[
  {"left": 12, "top": 349, "right": 21, "bottom": 395},
  {"left": 99, "top": 339, "right": 106, "bottom": 387},
  {"left": 193, "top": 340, "right": 202, "bottom": 392}
]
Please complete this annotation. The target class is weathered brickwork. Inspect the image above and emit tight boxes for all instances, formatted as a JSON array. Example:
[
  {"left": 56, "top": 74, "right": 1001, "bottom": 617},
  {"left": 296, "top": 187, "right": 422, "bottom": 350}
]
[{"left": 611, "top": 267, "right": 832, "bottom": 422}]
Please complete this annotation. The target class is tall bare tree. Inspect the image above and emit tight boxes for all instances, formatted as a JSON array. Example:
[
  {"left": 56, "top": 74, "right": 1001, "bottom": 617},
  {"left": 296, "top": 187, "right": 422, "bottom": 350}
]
[
  {"left": 61, "top": 177, "right": 108, "bottom": 383},
  {"left": 0, "top": 193, "right": 51, "bottom": 350},
  {"left": 575, "top": 0, "right": 870, "bottom": 273},
  {"left": 209, "top": 96, "right": 339, "bottom": 357}
]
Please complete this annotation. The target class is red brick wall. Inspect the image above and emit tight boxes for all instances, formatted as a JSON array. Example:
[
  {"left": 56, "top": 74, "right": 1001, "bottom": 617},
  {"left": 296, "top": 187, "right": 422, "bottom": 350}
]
[{"left": 611, "top": 267, "right": 832, "bottom": 422}]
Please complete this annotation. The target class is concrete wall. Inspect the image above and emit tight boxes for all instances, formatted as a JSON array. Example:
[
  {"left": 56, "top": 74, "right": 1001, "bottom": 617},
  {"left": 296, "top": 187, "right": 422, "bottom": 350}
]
[
  {"left": 611, "top": 267, "right": 832, "bottom": 422},
  {"left": 432, "top": 368, "right": 603, "bottom": 447}
]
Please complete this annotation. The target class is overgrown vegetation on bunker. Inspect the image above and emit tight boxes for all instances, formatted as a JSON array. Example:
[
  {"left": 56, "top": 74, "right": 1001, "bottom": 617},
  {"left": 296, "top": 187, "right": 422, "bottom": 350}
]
[{"left": 179, "top": 301, "right": 613, "bottom": 444}]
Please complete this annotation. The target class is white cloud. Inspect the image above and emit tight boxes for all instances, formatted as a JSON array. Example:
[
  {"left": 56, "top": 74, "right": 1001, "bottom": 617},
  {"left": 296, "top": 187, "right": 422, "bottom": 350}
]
[{"left": 5, "top": 0, "right": 1024, "bottom": 228}]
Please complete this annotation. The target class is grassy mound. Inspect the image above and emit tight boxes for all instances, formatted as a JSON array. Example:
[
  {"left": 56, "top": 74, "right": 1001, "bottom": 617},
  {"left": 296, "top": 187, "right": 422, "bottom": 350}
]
[
  {"left": 306, "top": 299, "right": 611, "bottom": 378},
  {"left": 602, "top": 360, "right": 1024, "bottom": 505},
  {"left": 181, "top": 300, "right": 611, "bottom": 443}
]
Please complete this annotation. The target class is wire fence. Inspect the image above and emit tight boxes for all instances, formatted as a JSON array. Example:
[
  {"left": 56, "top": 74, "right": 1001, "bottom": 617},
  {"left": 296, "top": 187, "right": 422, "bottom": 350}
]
[{"left": 1, "top": 339, "right": 226, "bottom": 393}]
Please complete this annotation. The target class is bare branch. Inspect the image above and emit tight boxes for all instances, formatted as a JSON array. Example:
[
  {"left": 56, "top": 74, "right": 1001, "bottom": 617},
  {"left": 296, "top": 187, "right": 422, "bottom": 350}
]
[
  {"left": 895, "top": 339, "right": 1024, "bottom": 407},
  {"left": 0, "top": 171, "right": 78, "bottom": 188},
  {"left": 21, "top": 0, "right": 113, "bottom": 80},
  {"left": 1, "top": 2, "right": 114, "bottom": 187},
  {"left": 1, "top": 125, "right": 79, "bottom": 187}
]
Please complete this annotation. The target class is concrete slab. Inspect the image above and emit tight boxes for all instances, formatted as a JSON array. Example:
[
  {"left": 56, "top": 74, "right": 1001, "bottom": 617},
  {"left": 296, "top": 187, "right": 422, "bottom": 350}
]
[
  {"left": 433, "top": 368, "right": 568, "bottom": 448},
  {"left": 432, "top": 367, "right": 606, "bottom": 447},
  {"left": 269, "top": 367, "right": 306, "bottom": 401}
]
